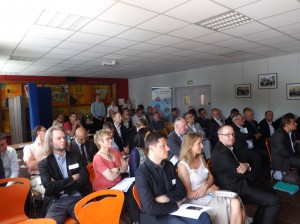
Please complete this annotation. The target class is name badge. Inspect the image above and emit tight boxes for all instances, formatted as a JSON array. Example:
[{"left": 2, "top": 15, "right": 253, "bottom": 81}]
[
  {"left": 69, "top": 163, "right": 79, "bottom": 170},
  {"left": 36, "top": 176, "right": 42, "bottom": 185},
  {"left": 172, "top": 179, "right": 176, "bottom": 185}
]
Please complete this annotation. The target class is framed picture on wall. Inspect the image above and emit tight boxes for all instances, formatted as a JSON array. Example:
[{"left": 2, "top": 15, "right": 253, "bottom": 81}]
[
  {"left": 235, "top": 84, "right": 251, "bottom": 98},
  {"left": 258, "top": 73, "right": 278, "bottom": 89},
  {"left": 286, "top": 83, "right": 300, "bottom": 100}
]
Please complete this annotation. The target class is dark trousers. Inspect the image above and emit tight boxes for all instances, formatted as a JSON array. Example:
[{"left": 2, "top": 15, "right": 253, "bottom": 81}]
[
  {"left": 240, "top": 181, "right": 281, "bottom": 224},
  {"left": 45, "top": 196, "right": 81, "bottom": 224}
]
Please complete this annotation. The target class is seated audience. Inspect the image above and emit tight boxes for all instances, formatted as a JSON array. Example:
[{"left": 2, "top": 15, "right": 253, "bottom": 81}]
[
  {"left": 129, "top": 128, "right": 151, "bottom": 177},
  {"left": 135, "top": 132, "right": 212, "bottom": 224},
  {"left": 232, "top": 114, "right": 269, "bottom": 182},
  {"left": 112, "top": 112, "right": 129, "bottom": 154},
  {"left": 208, "top": 108, "right": 224, "bottom": 148},
  {"left": 52, "top": 119, "right": 64, "bottom": 129},
  {"left": 167, "top": 117, "right": 188, "bottom": 161},
  {"left": 127, "top": 118, "right": 149, "bottom": 151},
  {"left": 185, "top": 112, "right": 212, "bottom": 160},
  {"left": 259, "top": 110, "right": 278, "bottom": 140},
  {"left": 122, "top": 108, "right": 133, "bottom": 130},
  {"left": 23, "top": 125, "right": 47, "bottom": 195},
  {"left": 69, "top": 127, "right": 97, "bottom": 167},
  {"left": 132, "top": 107, "right": 147, "bottom": 127},
  {"left": 178, "top": 132, "right": 245, "bottom": 224},
  {"left": 197, "top": 108, "right": 210, "bottom": 136},
  {"left": 107, "top": 99, "right": 119, "bottom": 117},
  {"left": 38, "top": 127, "right": 89, "bottom": 223},
  {"left": 271, "top": 113, "right": 300, "bottom": 175},
  {"left": 145, "top": 106, "right": 153, "bottom": 123},
  {"left": 211, "top": 125, "right": 281, "bottom": 224},
  {"left": 149, "top": 112, "right": 164, "bottom": 132},
  {"left": 122, "top": 98, "right": 132, "bottom": 112},
  {"left": 0, "top": 132, "right": 19, "bottom": 186},
  {"left": 56, "top": 113, "right": 65, "bottom": 122},
  {"left": 64, "top": 112, "right": 82, "bottom": 137},
  {"left": 225, "top": 108, "right": 239, "bottom": 125},
  {"left": 93, "top": 130, "right": 139, "bottom": 223},
  {"left": 167, "top": 107, "right": 179, "bottom": 122},
  {"left": 105, "top": 109, "right": 114, "bottom": 124}
]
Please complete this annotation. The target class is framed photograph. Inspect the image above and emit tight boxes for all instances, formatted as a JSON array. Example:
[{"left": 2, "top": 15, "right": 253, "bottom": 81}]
[
  {"left": 286, "top": 83, "right": 300, "bottom": 100},
  {"left": 258, "top": 73, "right": 277, "bottom": 89},
  {"left": 235, "top": 84, "right": 251, "bottom": 98}
]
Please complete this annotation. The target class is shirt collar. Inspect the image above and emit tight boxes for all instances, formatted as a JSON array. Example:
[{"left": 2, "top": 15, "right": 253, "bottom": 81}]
[{"left": 54, "top": 151, "right": 66, "bottom": 160}]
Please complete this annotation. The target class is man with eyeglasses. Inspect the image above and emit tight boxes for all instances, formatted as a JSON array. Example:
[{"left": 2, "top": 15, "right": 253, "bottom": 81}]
[
  {"left": 23, "top": 125, "right": 47, "bottom": 194},
  {"left": 70, "top": 127, "right": 97, "bottom": 167},
  {"left": 211, "top": 125, "right": 281, "bottom": 224}
]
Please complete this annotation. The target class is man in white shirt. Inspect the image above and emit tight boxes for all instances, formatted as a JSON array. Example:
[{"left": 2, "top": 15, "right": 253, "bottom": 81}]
[
  {"left": 23, "top": 125, "right": 47, "bottom": 195},
  {"left": 0, "top": 132, "right": 19, "bottom": 186}
]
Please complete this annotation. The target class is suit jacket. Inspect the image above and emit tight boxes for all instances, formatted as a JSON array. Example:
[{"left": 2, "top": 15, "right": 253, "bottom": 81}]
[
  {"left": 225, "top": 116, "right": 233, "bottom": 125},
  {"left": 135, "top": 159, "right": 186, "bottom": 224},
  {"left": 38, "top": 151, "right": 89, "bottom": 213},
  {"left": 187, "top": 122, "right": 206, "bottom": 138},
  {"left": 231, "top": 123, "right": 252, "bottom": 162},
  {"left": 113, "top": 123, "right": 128, "bottom": 151},
  {"left": 211, "top": 141, "right": 247, "bottom": 195},
  {"left": 208, "top": 118, "right": 223, "bottom": 147},
  {"left": 69, "top": 139, "right": 97, "bottom": 167},
  {"left": 167, "top": 131, "right": 182, "bottom": 160},
  {"left": 244, "top": 120, "right": 266, "bottom": 149},
  {"left": 259, "top": 119, "right": 277, "bottom": 139},
  {"left": 270, "top": 128, "right": 298, "bottom": 171}
]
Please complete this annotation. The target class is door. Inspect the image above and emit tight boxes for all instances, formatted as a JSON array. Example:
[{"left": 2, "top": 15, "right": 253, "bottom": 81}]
[{"left": 174, "top": 85, "right": 211, "bottom": 117}]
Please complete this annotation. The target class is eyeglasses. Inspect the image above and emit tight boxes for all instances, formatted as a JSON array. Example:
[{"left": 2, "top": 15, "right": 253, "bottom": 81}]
[{"left": 219, "top": 133, "right": 235, "bottom": 137}]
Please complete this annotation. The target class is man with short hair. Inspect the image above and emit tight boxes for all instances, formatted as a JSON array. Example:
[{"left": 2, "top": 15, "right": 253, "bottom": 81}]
[
  {"left": 0, "top": 132, "right": 19, "bottom": 186},
  {"left": 69, "top": 127, "right": 97, "bottom": 167},
  {"left": 64, "top": 112, "right": 82, "bottom": 137},
  {"left": 271, "top": 113, "right": 300, "bottom": 174},
  {"left": 211, "top": 125, "right": 281, "bottom": 224},
  {"left": 112, "top": 112, "right": 129, "bottom": 154},
  {"left": 149, "top": 112, "right": 164, "bottom": 132},
  {"left": 225, "top": 108, "right": 239, "bottom": 125},
  {"left": 135, "top": 132, "right": 211, "bottom": 224},
  {"left": 167, "top": 108, "right": 179, "bottom": 122},
  {"left": 91, "top": 94, "right": 106, "bottom": 131},
  {"left": 208, "top": 108, "right": 224, "bottom": 147},
  {"left": 38, "top": 127, "right": 89, "bottom": 223},
  {"left": 259, "top": 110, "right": 277, "bottom": 140},
  {"left": 167, "top": 117, "right": 187, "bottom": 162},
  {"left": 23, "top": 125, "right": 47, "bottom": 194},
  {"left": 132, "top": 108, "right": 147, "bottom": 127},
  {"left": 106, "top": 99, "right": 119, "bottom": 117},
  {"left": 197, "top": 108, "right": 210, "bottom": 136}
]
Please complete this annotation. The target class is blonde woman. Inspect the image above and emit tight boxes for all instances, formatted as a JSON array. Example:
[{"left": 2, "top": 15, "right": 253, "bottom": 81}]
[{"left": 178, "top": 132, "right": 246, "bottom": 224}]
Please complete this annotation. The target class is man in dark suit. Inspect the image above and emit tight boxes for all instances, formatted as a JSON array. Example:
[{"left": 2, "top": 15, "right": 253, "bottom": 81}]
[
  {"left": 197, "top": 108, "right": 210, "bottom": 137},
  {"left": 271, "top": 113, "right": 300, "bottom": 174},
  {"left": 39, "top": 126, "right": 89, "bottom": 224},
  {"left": 69, "top": 127, "right": 97, "bottom": 167},
  {"left": 135, "top": 132, "right": 211, "bottom": 224},
  {"left": 112, "top": 112, "right": 129, "bottom": 154},
  {"left": 225, "top": 108, "right": 239, "bottom": 125},
  {"left": 208, "top": 108, "right": 224, "bottom": 148},
  {"left": 259, "top": 110, "right": 278, "bottom": 141},
  {"left": 167, "top": 117, "right": 187, "bottom": 162},
  {"left": 211, "top": 125, "right": 281, "bottom": 224}
]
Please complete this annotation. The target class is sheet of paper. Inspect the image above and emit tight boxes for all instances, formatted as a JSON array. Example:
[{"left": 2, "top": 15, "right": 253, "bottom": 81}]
[
  {"left": 170, "top": 155, "right": 178, "bottom": 166},
  {"left": 111, "top": 177, "right": 135, "bottom": 192},
  {"left": 169, "top": 203, "right": 213, "bottom": 219}
]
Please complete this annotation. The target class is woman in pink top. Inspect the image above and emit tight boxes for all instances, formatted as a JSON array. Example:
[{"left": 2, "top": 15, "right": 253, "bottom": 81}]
[{"left": 93, "top": 129, "right": 128, "bottom": 191}]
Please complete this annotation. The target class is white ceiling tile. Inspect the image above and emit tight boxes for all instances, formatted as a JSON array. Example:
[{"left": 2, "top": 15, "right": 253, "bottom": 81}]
[
  {"left": 98, "top": 2, "right": 157, "bottom": 26},
  {"left": 165, "top": 0, "right": 228, "bottom": 23},
  {"left": 120, "top": 0, "right": 188, "bottom": 13},
  {"left": 135, "top": 52, "right": 164, "bottom": 58},
  {"left": 12, "top": 50, "right": 45, "bottom": 58},
  {"left": 214, "top": 38, "right": 251, "bottom": 47},
  {"left": 146, "top": 35, "right": 184, "bottom": 46},
  {"left": 15, "top": 44, "right": 52, "bottom": 53},
  {"left": 230, "top": 42, "right": 264, "bottom": 51},
  {"left": 261, "top": 9, "right": 300, "bottom": 28},
  {"left": 80, "top": 20, "right": 129, "bottom": 36},
  {"left": 49, "top": 48, "right": 81, "bottom": 56},
  {"left": 43, "top": 53, "right": 72, "bottom": 60},
  {"left": 222, "top": 22, "right": 269, "bottom": 36},
  {"left": 170, "top": 41, "right": 206, "bottom": 50},
  {"left": 128, "top": 43, "right": 162, "bottom": 51},
  {"left": 169, "top": 25, "right": 215, "bottom": 39},
  {"left": 194, "top": 32, "right": 234, "bottom": 44},
  {"left": 151, "top": 47, "right": 181, "bottom": 54},
  {"left": 76, "top": 51, "right": 107, "bottom": 58},
  {"left": 277, "top": 23, "right": 300, "bottom": 35},
  {"left": 212, "top": 0, "right": 260, "bottom": 9},
  {"left": 238, "top": 0, "right": 300, "bottom": 20},
  {"left": 137, "top": 15, "right": 188, "bottom": 33},
  {"left": 114, "top": 49, "right": 143, "bottom": 56},
  {"left": 88, "top": 45, "right": 120, "bottom": 53},
  {"left": 100, "top": 38, "right": 138, "bottom": 48},
  {"left": 243, "top": 29, "right": 285, "bottom": 41},
  {"left": 102, "top": 54, "right": 129, "bottom": 60},
  {"left": 67, "top": 32, "right": 110, "bottom": 44},
  {"left": 21, "top": 36, "right": 62, "bottom": 47},
  {"left": 193, "top": 44, "right": 223, "bottom": 52},
  {"left": 116, "top": 28, "right": 160, "bottom": 41},
  {"left": 27, "top": 25, "right": 74, "bottom": 40},
  {"left": 57, "top": 41, "right": 93, "bottom": 51},
  {"left": 170, "top": 49, "right": 198, "bottom": 57},
  {"left": 257, "top": 36, "right": 296, "bottom": 45}
]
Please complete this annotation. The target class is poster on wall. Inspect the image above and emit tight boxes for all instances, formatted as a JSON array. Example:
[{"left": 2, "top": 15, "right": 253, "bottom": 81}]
[{"left": 151, "top": 87, "right": 172, "bottom": 117}]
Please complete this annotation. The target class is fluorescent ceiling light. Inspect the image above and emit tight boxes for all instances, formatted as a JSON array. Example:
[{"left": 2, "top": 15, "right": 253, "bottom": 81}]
[
  {"left": 195, "top": 11, "right": 253, "bottom": 31},
  {"left": 36, "top": 10, "right": 91, "bottom": 31}
]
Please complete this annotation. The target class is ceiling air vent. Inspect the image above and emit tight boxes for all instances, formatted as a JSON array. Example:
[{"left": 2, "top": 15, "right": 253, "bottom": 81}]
[{"left": 9, "top": 56, "right": 38, "bottom": 62}]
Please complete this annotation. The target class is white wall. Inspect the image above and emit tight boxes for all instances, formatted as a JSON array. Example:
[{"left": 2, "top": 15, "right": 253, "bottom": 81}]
[{"left": 129, "top": 53, "right": 300, "bottom": 122}]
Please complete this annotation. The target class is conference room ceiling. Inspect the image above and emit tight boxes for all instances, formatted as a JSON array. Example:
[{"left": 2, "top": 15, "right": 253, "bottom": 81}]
[{"left": 1, "top": 0, "right": 300, "bottom": 79}]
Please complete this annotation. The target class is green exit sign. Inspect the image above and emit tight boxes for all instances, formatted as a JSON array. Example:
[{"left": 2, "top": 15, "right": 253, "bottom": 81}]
[{"left": 187, "top": 80, "right": 193, "bottom": 84}]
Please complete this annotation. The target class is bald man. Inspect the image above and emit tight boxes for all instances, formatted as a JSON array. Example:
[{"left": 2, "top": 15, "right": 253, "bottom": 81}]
[{"left": 70, "top": 127, "right": 97, "bottom": 167}]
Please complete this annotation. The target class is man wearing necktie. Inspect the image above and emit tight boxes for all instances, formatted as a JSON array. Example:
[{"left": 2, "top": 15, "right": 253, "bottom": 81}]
[{"left": 271, "top": 113, "right": 300, "bottom": 175}]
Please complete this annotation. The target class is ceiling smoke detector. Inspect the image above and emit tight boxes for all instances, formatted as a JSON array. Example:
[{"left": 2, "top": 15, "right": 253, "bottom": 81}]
[{"left": 102, "top": 60, "right": 116, "bottom": 66}]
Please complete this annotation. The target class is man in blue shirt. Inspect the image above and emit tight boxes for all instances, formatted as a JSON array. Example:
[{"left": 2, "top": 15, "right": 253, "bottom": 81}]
[{"left": 91, "top": 94, "right": 106, "bottom": 131}]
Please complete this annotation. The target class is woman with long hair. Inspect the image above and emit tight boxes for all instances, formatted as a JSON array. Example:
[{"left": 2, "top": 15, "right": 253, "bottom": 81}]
[{"left": 178, "top": 132, "right": 246, "bottom": 224}]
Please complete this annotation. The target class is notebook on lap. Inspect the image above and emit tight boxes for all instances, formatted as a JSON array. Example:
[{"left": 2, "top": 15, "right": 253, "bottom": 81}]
[{"left": 273, "top": 181, "right": 299, "bottom": 195}]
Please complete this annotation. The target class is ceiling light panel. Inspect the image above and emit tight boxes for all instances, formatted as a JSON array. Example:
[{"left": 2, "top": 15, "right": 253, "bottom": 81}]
[{"left": 196, "top": 11, "right": 253, "bottom": 31}]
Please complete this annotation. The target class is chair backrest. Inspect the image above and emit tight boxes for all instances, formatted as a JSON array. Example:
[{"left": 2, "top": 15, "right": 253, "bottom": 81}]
[
  {"left": 17, "top": 218, "right": 56, "bottom": 224},
  {"left": 0, "top": 177, "right": 30, "bottom": 224},
  {"left": 164, "top": 122, "right": 174, "bottom": 134},
  {"left": 265, "top": 138, "right": 272, "bottom": 162},
  {"left": 74, "top": 189, "right": 124, "bottom": 224},
  {"left": 132, "top": 184, "right": 141, "bottom": 209},
  {"left": 86, "top": 162, "right": 95, "bottom": 184}
]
